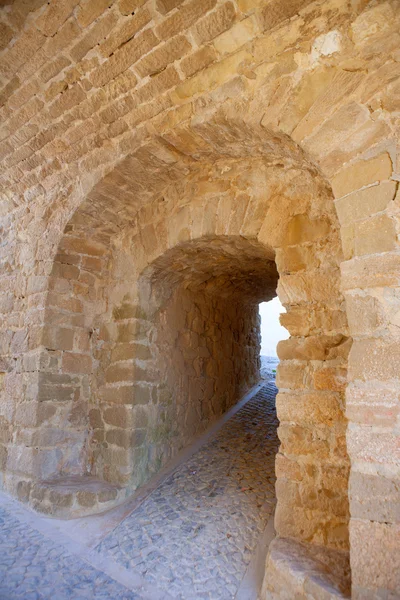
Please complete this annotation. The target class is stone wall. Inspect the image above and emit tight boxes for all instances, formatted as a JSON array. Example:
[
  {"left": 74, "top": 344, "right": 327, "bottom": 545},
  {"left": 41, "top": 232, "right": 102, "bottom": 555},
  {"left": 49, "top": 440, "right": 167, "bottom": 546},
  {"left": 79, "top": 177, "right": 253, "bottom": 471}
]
[
  {"left": 89, "top": 234, "right": 276, "bottom": 490},
  {"left": 0, "top": 0, "right": 399, "bottom": 596}
]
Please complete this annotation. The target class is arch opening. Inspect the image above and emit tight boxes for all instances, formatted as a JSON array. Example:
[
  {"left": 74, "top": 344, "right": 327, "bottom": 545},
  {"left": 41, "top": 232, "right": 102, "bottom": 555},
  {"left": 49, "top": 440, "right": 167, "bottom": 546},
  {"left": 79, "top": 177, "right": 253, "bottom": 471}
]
[
  {"left": 24, "top": 150, "right": 350, "bottom": 573},
  {"left": 89, "top": 235, "right": 278, "bottom": 490}
]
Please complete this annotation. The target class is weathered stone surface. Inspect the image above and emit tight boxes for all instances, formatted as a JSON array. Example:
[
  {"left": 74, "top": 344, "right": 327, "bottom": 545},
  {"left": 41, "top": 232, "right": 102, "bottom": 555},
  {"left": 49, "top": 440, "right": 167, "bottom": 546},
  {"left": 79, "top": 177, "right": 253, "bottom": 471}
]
[
  {"left": 350, "top": 520, "right": 400, "bottom": 596},
  {"left": 332, "top": 152, "right": 393, "bottom": 198},
  {"left": 0, "top": 2, "right": 399, "bottom": 597}
]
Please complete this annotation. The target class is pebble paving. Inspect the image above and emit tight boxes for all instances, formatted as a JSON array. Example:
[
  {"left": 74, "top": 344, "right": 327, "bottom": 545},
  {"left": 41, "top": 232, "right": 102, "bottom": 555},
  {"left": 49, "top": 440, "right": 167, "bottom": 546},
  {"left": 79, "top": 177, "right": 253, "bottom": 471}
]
[
  {"left": 98, "top": 378, "right": 279, "bottom": 599},
  {"left": 0, "top": 364, "right": 278, "bottom": 600}
]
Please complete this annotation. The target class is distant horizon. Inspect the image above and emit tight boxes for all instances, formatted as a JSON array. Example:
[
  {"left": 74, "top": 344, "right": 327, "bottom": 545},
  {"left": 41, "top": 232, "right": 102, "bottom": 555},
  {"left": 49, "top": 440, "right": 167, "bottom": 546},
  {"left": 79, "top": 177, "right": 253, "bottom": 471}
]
[{"left": 259, "top": 297, "right": 289, "bottom": 357}]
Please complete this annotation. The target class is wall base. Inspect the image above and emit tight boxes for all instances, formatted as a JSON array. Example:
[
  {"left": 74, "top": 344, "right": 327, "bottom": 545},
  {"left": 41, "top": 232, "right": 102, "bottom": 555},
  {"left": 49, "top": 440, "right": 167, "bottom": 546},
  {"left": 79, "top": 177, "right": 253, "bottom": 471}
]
[{"left": 261, "top": 537, "right": 350, "bottom": 599}]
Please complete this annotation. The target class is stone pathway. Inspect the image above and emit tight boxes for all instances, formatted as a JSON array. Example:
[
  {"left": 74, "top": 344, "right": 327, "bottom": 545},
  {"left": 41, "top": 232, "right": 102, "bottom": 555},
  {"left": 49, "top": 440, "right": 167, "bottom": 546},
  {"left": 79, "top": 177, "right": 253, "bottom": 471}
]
[
  {"left": 0, "top": 507, "right": 143, "bottom": 600},
  {"left": 0, "top": 380, "right": 279, "bottom": 600}
]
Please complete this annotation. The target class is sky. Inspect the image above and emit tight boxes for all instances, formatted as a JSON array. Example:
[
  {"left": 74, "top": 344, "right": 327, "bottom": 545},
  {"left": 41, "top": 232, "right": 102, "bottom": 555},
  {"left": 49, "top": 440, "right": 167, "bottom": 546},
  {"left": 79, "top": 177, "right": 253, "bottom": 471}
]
[{"left": 259, "top": 297, "right": 289, "bottom": 357}]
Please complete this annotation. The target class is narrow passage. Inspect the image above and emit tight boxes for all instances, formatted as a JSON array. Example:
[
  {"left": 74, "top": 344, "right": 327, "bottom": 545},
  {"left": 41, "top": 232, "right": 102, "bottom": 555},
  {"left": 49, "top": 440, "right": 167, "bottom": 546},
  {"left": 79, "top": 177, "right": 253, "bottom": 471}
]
[{"left": 0, "top": 375, "right": 279, "bottom": 600}]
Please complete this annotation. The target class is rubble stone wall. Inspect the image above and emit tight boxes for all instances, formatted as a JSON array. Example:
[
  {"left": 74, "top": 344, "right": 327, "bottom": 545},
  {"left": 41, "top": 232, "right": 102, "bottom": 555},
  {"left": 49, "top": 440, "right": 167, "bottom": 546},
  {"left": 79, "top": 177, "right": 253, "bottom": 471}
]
[{"left": 0, "top": 0, "right": 399, "bottom": 596}]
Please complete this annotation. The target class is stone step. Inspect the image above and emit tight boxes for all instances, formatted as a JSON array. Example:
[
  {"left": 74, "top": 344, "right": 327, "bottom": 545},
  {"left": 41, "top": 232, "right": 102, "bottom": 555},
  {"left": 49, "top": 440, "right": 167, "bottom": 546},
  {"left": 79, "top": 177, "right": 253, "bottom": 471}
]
[
  {"left": 30, "top": 475, "right": 126, "bottom": 519},
  {"left": 262, "top": 537, "right": 351, "bottom": 599}
]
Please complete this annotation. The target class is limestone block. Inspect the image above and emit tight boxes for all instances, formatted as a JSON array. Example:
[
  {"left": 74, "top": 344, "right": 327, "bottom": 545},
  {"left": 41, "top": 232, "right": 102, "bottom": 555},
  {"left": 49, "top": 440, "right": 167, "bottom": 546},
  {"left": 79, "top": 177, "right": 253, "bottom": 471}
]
[
  {"left": 171, "top": 49, "right": 250, "bottom": 101},
  {"left": 335, "top": 181, "right": 397, "bottom": 226},
  {"left": 341, "top": 253, "right": 400, "bottom": 291},
  {"left": 350, "top": 520, "right": 400, "bottom": 596},
  {"left": 354, "top": 214, "right": 397, "bottom": 256},
  {"left": 100, "top": 9, "right": 152, "bottom": 57},
  {"left": 349, "top": 337, "right": 400, "bottom": 382},
  {"left": 276, "top": 391, "right": 345, "bottom": 425},
  {"left": 180, "top": 46, "right": 217, "bottom": 78},
  {"left": 62, "top": 352, "right": 92, "bottom": 374},
  {"left": 71, "top": 12, "right": 118, "bottom": 62},
  {"left": 90, "top": 29, "right": 158, "bottom": 87},
  {"left": 213, "top": 15, "right": 259, "bottom": 55},
  {"left": 156, "top": 0, "right": 184, "bottom": 14},
  {"left": 332, "top": 152, "right": 393, "bottom": 198},
  {"left": 119, "top": 0, "right": 146, "bottom": 14},
  {"left": 346, "top": 382, "right": 399, "bottom": 427},
  {"left": 349, "top": 471, "right": 400, "bottom": 523},
  {"left": 192, "top": 2, "right": 236, "bottom": 45},
  {"left": 261, "top": 0, "right": 312, "bottom": 33},
  {"left": 347, "top": 423, "right": 400, "bottom": 467},
  {"left": 77, "top": 0, "right": 114, "bottom": 28}
]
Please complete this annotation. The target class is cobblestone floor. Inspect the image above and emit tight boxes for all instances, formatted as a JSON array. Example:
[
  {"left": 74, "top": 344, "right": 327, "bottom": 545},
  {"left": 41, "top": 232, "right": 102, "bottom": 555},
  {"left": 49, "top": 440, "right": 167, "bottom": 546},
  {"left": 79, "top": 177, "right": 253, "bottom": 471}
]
[
  {"left": 0, "top": 379, "right": 278, "bottom": 600},
  {"left": 0, "top": 507, "right": 143, "bottom": 600},
  {"left": 98, "top": 381, "right": 279, "bottom": 599}
]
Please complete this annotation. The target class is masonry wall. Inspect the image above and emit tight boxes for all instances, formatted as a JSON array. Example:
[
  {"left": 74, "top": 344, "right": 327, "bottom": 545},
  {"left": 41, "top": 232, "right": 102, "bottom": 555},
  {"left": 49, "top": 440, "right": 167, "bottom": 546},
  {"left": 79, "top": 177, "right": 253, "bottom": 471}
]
[
  {"left": 0, "top": 0, "right": 399, "bottom": 597},
  {"left": 89, "top": 285, "right": 262, "bottom": 490}
]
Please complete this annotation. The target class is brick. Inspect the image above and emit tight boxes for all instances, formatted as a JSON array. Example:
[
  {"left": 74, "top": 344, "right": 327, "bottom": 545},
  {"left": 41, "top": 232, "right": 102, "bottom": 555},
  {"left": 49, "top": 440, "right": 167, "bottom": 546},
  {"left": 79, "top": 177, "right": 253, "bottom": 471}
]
[
  {"left": 77, "top": 0, "right": 114, "bottom": 28},
  {"left": 192, "top": 2, "right": 236, "bottom": 45},
  {"left": 277, "top": 334, "right": 346, "bottom": 361},
  {"left": 135, "top": 34, "right": 191, "bottom": 78},
  {"left": 345, "top": 293, "right": 381, "bottom": 336},
  {"left": 36, "top": 0, "right": 80, "bottom": 37},
  {"left": 100, "top": 8, "right": 152, "bottom": 57},
  {"left": 238, "top": 0, "right": 268, "bottom": 11},
  {"left": 332, "top": 152, "right": 393, "bottom": 198},
  {"left": 276, "top": 362, "right": 306, "bottom": 390},
  {"left": 90, "top": 28, "right": 158, "bottom": 87},
  {"left": 156, "top": 0, "right": 216, "bottom": 40},
  {"left": 99, "top": 96, "right": 136, "bottom": 123},
  {"left": 70, "top": 11, "right": 118, "bottom": 62},
  {"left": 278, "top": 269, "right": 340, "bottom": 305},
  {"left": 303, "top": 102, "right": 370, "bottom": 159}
]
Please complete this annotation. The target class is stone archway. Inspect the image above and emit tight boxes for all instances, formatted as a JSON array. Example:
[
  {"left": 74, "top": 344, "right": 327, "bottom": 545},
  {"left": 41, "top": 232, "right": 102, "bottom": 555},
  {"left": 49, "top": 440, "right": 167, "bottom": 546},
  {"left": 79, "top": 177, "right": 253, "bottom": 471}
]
[
  {"left": 90, "top": 234, "right": 278, "bottom": 490},
  {"left": 20, "top": 148, "right": 351, "bottom": 581}
]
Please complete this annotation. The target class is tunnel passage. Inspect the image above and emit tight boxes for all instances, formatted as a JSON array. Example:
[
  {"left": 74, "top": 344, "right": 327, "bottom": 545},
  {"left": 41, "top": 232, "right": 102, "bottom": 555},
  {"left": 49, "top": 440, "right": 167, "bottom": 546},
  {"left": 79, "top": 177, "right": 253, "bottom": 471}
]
[
  {"left": 26, "top": 149, "right": 350, "bottom": 563},
  {"left": 90, "top": 236, "right": 278, "bottom": 490}
]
